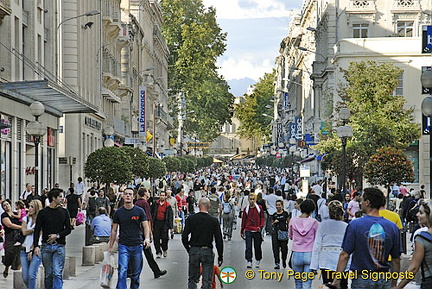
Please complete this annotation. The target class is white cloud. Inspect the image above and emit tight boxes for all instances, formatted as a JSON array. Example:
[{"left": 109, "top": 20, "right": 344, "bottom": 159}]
[
  {"left": 202, "top": 0, "right": 297, "bottom": 19},
  {"left": 217, "top": 56, "right": 273, "bottom": 81}
]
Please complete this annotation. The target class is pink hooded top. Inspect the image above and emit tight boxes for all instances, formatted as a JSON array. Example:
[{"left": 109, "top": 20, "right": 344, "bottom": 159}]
[{"left": 289, "top": 216, "right": 319, "bottom": 252}]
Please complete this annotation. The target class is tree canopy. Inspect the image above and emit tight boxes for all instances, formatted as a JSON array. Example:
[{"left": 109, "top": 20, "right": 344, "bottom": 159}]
[
  {"left": 316, "top": 61, "right": 421, "bottom": 183},
  {"left": 236, "top": 70, "right": 275, "bottom": 141},
  {"left": 161, "top": 0, "right": 234, "bottom": 141}
]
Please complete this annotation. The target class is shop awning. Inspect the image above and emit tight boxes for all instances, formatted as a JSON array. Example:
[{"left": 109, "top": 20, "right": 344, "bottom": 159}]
[
  {"left": 212, "top": 157, "right": 223, "bottom": 163},
  {"left": 0, "top": 80, "right": 98, "bottom": 117}
]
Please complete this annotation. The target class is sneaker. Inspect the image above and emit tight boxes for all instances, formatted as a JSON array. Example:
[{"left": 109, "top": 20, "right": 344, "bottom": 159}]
[
  {"left": 256, "top": 260, "right": 260, "bottom": 268},
  {"left": 274, "top": 264, "right": 280, "bottom": 270},
  {"left": 156, "top": 253, "right": 162, "bottom": 259},
  {"left": 163, "top": 251, "right": 167, "bottom": 257},
  {"left": 282, "top": 260, "right": 287, "bottom": 268},
  {"left": 13, "top": 242, "right": 21, "bottom": 247},
  {"left": 170, "top": 232, "right": 174, "bottom": 239},
  {"left": 246, "top": 261, "right": 252, "bottom": 268}
]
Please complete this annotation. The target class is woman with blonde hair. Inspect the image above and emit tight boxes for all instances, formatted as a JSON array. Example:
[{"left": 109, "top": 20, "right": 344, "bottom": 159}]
[
  {"left": 310, "top": 200, "right": 349, "bottom": 289},
  {"left": 397, "top": 199, "right": 432, "bottom": 288},
  {"left": 20, "top": 200, "right": 43, "bottom": 289}
]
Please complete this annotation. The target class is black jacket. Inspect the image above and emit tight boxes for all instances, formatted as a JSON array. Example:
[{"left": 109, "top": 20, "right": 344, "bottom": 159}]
[{"left": 151, "top": 201, "right": 173, "bottom": 230}]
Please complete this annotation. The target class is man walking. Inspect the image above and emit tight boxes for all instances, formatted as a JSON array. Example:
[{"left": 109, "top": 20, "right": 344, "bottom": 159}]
[
  {"left": 108, "top": 188, "right": 151, "bottom": 289},
  {"left": 241, "top": 193, "right": 265, "bottom": 268},
  {"left": 33, "top": 188, "right": 72, "bottom": 289},
  {"left": 332, "top": 187, "right": 402, "bottom": 289},
  {"left": 151, "top": 191, "right": 173, "bottom": 258},
  {"left": 135, "top": 188, "right": 167, "bottom": 278},
  {"left": 182, "top": 198, "right": 223, "bottom": 289}
]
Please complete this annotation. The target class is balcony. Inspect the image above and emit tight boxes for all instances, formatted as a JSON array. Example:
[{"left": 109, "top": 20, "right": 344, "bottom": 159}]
[
  {"left": 22, "top": 10, "right": 29, "bottom": 27},
  {"left": 102, "top": 50, "right": 121, "bottom": 91},
  {"left": 102, "top": 0, "right": 121, "bottom": 39},
  {"left": 0, "top": 0, "right": 11, "bottom": 21},
  {"left": 391, "top": 0, "right": 421, "bottom": 13},
  {"left": 346, "top": 0, "right": 377, "bottom": 14}
]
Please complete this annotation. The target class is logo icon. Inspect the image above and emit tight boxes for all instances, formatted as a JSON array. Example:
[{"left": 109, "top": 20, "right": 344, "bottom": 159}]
[{"left": 220, "top": 266, "right": 237, "bottom": 284}]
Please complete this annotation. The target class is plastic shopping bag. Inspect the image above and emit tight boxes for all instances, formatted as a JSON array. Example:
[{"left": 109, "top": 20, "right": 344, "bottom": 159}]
[
  {"left": 100, "top": 251, "right": 115, "bottom": 288},
  {"left": 76, "top": 211, "right": 84, "bottom": 226}
]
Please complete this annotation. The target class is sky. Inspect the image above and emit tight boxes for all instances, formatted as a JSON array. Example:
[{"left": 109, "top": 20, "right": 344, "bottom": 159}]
[{"left": 202, "top": 0, "right": 304, "bottom": 95}]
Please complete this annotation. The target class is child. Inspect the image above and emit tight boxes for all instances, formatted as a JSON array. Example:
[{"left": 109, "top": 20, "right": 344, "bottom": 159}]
[
  {"left": 198, "top": 265, "right": 223, "bottom": 289},
  {"left": 13, "top": 200, "right": 26, "bottom": 246},
  {"left": 15, "top": 200, "right": 27, "bottom": 222}
]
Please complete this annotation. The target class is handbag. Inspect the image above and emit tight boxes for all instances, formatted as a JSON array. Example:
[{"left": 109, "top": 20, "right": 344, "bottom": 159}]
[
  {"left": 277, "top": 230, "right": 288, "bottom": 241},
  {"left": 76, "top": 211, "right": 84, "bottom": 226}
]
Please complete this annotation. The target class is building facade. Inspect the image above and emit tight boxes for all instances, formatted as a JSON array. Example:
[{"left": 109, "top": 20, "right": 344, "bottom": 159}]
[
  {"left": 0, "top": 0, "right": 171, "bottom": 201},
  {"left": 276, "top": 0, "right": 432, "bottom": 188}
]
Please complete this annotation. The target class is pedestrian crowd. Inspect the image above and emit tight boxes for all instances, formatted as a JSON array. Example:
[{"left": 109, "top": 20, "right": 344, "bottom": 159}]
[{"left": 0, "top": 164, "right": 431, "bottom": 289}]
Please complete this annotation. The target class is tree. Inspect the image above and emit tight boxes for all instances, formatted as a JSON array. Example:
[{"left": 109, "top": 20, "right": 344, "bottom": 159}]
[
  {"left": 236, "top": 71, "right": 275, "bottom": 142},
  {"left": 84, "top": 147, "right": 132, "bottom": 185},
  {"left": 161, "top": 0, "right": 234, "bottom": 141},
  {"left": 163, "top": 156, "right": 181, "bottom": 172},
  {"left": 146, "top": 157, "right": 167, "bottom": 179},
  {"left": 316, "top": 61, "right": 421, "bottom": 183},
  {"left": 120, "top": 146, "right": 150, "bottom": 178},
  {"left": 364, "top": 147, "right": 414, "bottom": 187}
]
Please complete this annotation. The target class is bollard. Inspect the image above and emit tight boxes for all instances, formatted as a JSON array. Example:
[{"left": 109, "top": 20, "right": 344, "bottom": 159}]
[
  {"left": 82, "top": 246, "right": 96, "bottom": 266},
  {"left": 63, "top": 256, "right": 70, "bottom": 279},
  {"left": 68, "top": 256, "right": 77, "bottom": 277},
  {"left": 93, "top": 243, "right": 104, "bottom": 263}
]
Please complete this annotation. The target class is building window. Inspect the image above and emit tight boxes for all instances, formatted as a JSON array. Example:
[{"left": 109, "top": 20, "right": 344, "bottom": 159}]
[
  {"left": 393, "top": 72, "right": 403, "bottom": 96},
  {"left": 353, "top": 23, "right": 369, "bottom": 38},
  {"left": 397, "top": 21, "right": 414, "bottom": 37}
]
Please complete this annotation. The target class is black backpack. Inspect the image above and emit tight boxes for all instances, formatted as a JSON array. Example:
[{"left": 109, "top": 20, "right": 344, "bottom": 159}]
[
  {"left": 406, "top": 203, "right": 420, "bottom": 223},
  {"left": 88, "top": 196, "right": 97, "bottom": 213}
]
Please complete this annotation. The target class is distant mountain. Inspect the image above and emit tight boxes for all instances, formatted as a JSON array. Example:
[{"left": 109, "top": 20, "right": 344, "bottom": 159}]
[{"left": 227, "top": 78, "right": 255, "bottom": 97}]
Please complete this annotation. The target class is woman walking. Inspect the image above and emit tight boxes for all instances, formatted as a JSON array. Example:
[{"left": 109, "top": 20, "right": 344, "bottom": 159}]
[
  {"left": 20, "top": 200, "right": 43, "bottom": 289},
  {"left": 289, "top": 199, "right": 319, "bottom": 289},
  {"left": 221, "top": 192, "right": 235, "bottom": 241},
  {"left": 397, "top": 199, "right": 432, "bottom": 288},
  {"left": 1, "top": 199, "right": 22, "bottom": 278},
  {"left": 65, "top": 182, "right": 82, "bottom": 228},
  {"left": 271, "top": 200, "right": 289, "bottom": 269},
  {"left": 310, "top": 200, "right": 349, "bottom": 289}
]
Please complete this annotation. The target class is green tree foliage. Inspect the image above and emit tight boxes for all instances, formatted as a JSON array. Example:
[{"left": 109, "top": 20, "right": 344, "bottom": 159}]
[
  {"left": 146, "top": 157, "right": 167, "bottom": 179},
  {"left": 236, "top": 71, "right": 275, "bottom": 141},
  {"left": 316, "top": 61, "right": 421, "bottom": 181},
  {"left": 364, "top": 147, "right": 414, "bottom": 187},
  {"left": 161, "top": 0, "right": 234, "bottom": 141},
  {"left": 84, "top": 147, "right": 132, "bottom": 185},
  {"left": 120, "top": 147, "right": 149, "bottom": 178},
  {"left": 163, "top": 156, "right": 181, "bottom": 172}
]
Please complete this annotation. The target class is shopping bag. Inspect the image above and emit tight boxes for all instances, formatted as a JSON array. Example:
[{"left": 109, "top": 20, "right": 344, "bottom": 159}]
[
  {"left": 76, "top": 211, "right": 84, "bottom": 226},
  {"left": 174, "top": 218, "right": 182, "bottom": 234},
  {"left": 100, "top": 251, "right": 115, "bottom": 288}
]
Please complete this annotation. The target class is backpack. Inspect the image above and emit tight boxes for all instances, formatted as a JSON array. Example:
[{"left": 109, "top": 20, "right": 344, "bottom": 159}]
[
  {"left": 223, "top": 202, "right": 232, "bottom": 214},
  {"left": 208, "top": 195, "right": 219, "bottom": 216},
  {"left": 88, "top": 196, "right": 97, "bottom": 213},
  {"left": 406, "top": 204, "right": 419, "bottom": 223}
]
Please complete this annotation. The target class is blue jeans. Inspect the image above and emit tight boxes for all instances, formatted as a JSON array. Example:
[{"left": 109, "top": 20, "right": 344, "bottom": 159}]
[
  {"left": 351, "top": 276, "right": 391, "bottom": 289},
  {"left": 245, "top": 231, "right": 262, "bottom": 262},
  {"left": 292, "top": 251, "right": 312, "bottom": 289},
  {"left": 20, "top": 250, "right": 42, "bottom": 289},
  {"left": 179, "top": 210, "right": 185, "bottom": 228},
  {"left": 117, "top": 244, "right": 143, "bottom": 289},
  {"left": 41, "top": 243, "right": 66, "bottom": 289},
  {"left": 187, "top": 247, "right": 213, "bottom": 289}
]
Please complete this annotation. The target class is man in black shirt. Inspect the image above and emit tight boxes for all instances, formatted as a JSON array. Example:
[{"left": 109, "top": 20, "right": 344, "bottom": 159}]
[
  {"left": 182, "top": 197, "right": 223, "bottom": 289},
  {"left": 33, "top": 188, "right": 72, "bottom": 289},
  {"left": 108, "top": 188, "right": 150, "bottom": 289}
]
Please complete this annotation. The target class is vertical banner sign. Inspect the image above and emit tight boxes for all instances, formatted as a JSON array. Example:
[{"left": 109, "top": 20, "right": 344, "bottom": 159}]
[
  {"left": 289, "top": 122, "right": 296, "bottom": 140},
  {"left": 284, "top": 92, "right": 289, "bottom": 110},
  {"left": 295, "top": 116, "right": 303, "bottom": 140},
  {"left": 423, "top": 67, "right": 432, "bottom": 94},
  {"left": 277, "top": 123, "right": 283, "bottom": 143},
  {"left": 138, "top": 86, "right": 146, "bottom": 137},
  {"left": 422, "top": 26, "right": 432, "bottom": 54}
]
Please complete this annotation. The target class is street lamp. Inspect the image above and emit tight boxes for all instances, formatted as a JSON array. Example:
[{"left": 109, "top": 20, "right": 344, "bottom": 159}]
[
  {"left": 26, "top": 102, "right": 47, "bottom": 195},
  {"left": 298, "top": 47, "right": 326, "bottom": 62},
  {"left": 104, "top": 126, "right": 115, "bottom": 147},
  {"left": 337, "top": 125, "right": 353, "bottom": 194},
  {"left": 421, "top": 69, "right": 432, "bottom": 198}
]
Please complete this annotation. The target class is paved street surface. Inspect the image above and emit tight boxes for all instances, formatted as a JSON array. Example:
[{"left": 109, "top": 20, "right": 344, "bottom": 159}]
[{"left": 1, "top": 222, "right": 422, "bottom": 289}]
